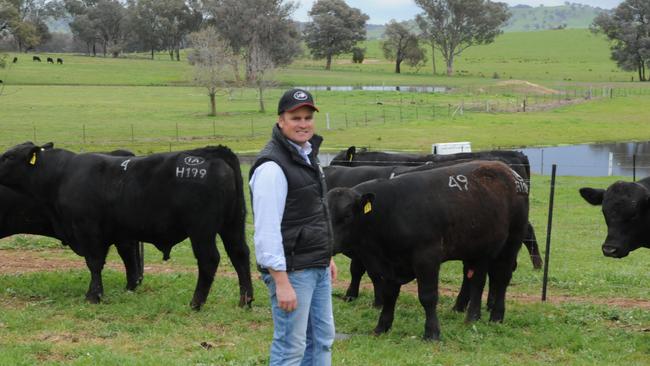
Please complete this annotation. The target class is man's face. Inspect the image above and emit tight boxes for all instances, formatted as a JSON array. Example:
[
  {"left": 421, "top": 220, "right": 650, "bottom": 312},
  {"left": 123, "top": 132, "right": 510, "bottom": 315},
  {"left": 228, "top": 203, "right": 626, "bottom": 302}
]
[{"left": 278, "top": 106, "right": 315, "bottom": 146}]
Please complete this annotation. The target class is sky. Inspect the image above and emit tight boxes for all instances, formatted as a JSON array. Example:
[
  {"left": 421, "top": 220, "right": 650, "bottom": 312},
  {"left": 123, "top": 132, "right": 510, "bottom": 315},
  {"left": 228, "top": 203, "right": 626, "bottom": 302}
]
[{"left": 292, "top": 0, "right": 623, "bottom": 24}]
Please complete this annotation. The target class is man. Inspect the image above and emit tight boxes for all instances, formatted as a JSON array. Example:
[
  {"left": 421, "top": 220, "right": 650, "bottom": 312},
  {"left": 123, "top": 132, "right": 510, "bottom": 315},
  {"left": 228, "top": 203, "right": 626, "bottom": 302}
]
[{"left": 249, "top": 88, "right": 337, "bottom": 366}]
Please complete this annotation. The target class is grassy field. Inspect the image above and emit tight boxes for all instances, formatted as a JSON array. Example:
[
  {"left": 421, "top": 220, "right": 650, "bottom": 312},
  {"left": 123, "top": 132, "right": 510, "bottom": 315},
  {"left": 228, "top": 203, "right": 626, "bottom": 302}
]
[
  {"left": 1, "top": 85, "right": 649, "bottom": 155},
  {"left": 0, "top": 29, "right": 640, "bottom": 87},
  {"left": 1, "top": 28, "right": 650, "bottom": 365},
  {"left": 1, "top": 174, "right": 649, "bottom": 365}
]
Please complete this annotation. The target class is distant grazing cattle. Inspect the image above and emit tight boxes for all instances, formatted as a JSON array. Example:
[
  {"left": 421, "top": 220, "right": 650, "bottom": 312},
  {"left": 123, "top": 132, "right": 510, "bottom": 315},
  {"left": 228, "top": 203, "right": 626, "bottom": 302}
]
[
  {"left": 0, "top": 142, "right": 253, "bottom": 309},
  {"left": 0, "top": 148, "right": 144, "bottom": 290},
  {"left": 33, "top": 56, "right": 41, "bottom": 62},
  {"left": 56, "top": 58, "right": 63, "bottom": 64},
  {"left": 12, "top": 57, "right": 17, "bottom": 63},
  {"left": 325, "top": 164, "right": 539, "bottom": 310},
  {"left": 580, "top": 177, "right": 650, "bottom": 258},
  {"left": 327, "top": 161, "right": 529, "bottom": 340},
  {"left": 47, "top": 57, "right": 54, "bottom": 64}
]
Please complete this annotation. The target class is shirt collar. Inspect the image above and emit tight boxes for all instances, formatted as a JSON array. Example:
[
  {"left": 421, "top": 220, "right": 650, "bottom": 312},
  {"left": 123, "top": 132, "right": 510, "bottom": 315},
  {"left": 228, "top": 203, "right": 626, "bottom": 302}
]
[{"left": 287, "top": 139, "right": 312, "bottom": 164}]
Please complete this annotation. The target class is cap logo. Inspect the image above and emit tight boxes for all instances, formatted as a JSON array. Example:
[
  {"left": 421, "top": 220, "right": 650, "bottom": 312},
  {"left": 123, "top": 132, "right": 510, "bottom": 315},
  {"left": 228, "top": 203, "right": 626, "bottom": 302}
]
[{"left": 293, "top": 91, "right": 309, "bottom": 101}]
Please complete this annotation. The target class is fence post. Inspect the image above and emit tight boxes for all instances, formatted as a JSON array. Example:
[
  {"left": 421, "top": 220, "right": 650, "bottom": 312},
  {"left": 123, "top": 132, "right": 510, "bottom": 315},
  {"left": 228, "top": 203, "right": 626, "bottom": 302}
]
[
  {"left": 326, "top": 112, "right": 331, "bottom": 130},
  {"left": 33, "top": 126, "right": 37, "bottom": 142},
  {"left": 345, "top": 113, "right": 348, "bottom": 128},
  {"left": 83, "top": 124, "right": 86, "bottom": 144},
  {"left": 213, "top": 120, "right": 216, "bottom": 137},
  {"left": 633, "top": 154, "right": 636, "bottom": 182},
  {"left": 176, "top": 123, "right": 179, "bottom": 142},
  {"left": 383, "top": 107, "right": 386, "bottom": 124},
  {"left": 131, "top": 124, "right": 134, "bottom": 143},
  {"left": 541, "top": 149, "right": 544, "bottom": 175},
  {"left": 608, "top": 152, "right": 613, "bottom": 176},
  {"left": 365, "top": 110, "right": 368, "bottom": 126},
  {"left": 251, "top": 118, "right": 254, "bottom": 137},
  {"left": 399, "top": 106, "right": 403, "bottom": 122},
  {"left": 542, "top": 164, "right": 557, "bottom": 302}
]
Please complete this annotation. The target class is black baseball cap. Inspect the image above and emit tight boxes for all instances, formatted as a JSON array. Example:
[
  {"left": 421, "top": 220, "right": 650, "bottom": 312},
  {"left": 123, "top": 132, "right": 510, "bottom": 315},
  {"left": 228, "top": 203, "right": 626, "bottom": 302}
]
[{"left": 277, "top": 88, "right": 319, "bottom": 115}]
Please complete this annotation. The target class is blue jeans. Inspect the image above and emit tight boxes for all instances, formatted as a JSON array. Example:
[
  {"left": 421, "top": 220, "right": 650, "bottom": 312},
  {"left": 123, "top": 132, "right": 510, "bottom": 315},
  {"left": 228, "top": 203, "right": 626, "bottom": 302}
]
[{"left": 262, "top": 267, "right": 335, "bottom": 366}]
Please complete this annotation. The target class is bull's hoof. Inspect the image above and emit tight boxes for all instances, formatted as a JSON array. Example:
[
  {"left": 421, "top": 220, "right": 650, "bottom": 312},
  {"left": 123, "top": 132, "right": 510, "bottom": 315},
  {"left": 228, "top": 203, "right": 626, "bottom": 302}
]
[
  {"left": 125, "top": 282, "right": 139, "bottom": 291},
  {"left": 238, "top": 294, "right": 254, "bottom": 308},
  {"left": 85, "top": 294, "right": 101, "bottom": 304},
  {"left": 373, "top": 325, "right": 390, "bottom": 335},
  {"left": 190, "top": 300, "right": 203, "bottom": 311},
  {"left": 452, "top": 304, "right": 467, "bottom": 313},
  {"left": 489, "top": 312, "right": 504, "bottom": 323},
  {"left": 343, "top": 292, "right": 358, "bottom": 302},
  {"left": 423, "top": 332, "right": 441, "bottom": 342},
  {"left": 464, "top": 313, "right": 481, "bottom": 323}
]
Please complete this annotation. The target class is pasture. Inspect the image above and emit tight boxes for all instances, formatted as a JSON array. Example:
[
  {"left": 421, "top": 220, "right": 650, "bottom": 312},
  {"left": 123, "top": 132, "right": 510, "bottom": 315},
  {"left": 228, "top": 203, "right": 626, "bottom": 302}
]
[{"left": 1, "top": 28, "right": 650, "bottom": 365}]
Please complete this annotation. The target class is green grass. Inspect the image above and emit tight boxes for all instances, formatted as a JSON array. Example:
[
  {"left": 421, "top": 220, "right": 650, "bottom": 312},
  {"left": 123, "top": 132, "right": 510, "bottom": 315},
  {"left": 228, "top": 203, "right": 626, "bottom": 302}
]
[
  {"left": 1, "top": 174, "right": 649, "bottom": 365},
  {"left": 0, "top": 29, "right": 640, "bottom": 87},
  {"left": 1, "top": 84, "right": 649, "bottom": 154}
]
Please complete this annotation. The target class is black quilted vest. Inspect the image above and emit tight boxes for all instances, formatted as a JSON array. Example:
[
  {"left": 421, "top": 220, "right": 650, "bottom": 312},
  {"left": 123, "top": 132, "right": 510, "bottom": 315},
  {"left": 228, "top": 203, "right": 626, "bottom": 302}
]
[{"left": 250, "top": 124, "right": 333, "bottom": 272}]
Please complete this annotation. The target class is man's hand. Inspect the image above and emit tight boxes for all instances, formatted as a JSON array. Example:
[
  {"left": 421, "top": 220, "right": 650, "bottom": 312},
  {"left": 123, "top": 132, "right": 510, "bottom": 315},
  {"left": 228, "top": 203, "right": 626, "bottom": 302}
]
[
  {"left": 269, "top": 270, "right": 297, "bottom": 312},
  {"left": 330, "top": 258, "right": 337, "bottom": 282}
]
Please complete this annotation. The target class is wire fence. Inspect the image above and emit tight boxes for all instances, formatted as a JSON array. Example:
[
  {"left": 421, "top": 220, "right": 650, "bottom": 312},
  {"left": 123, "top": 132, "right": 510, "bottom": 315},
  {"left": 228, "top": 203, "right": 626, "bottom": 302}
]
[{"left": 1, "top": 85, "right": 650, "bottom": 155}]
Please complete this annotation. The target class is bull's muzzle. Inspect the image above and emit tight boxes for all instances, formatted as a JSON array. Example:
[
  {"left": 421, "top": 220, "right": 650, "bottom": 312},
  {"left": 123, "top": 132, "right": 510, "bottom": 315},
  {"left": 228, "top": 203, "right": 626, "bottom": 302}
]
[{"left": 602, "top": 244, "right": 628, "bottom": 258}]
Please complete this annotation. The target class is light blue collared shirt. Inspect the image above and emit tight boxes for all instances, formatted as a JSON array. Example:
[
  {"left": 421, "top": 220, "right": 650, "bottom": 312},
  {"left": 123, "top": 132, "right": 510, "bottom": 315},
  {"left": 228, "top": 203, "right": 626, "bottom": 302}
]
[{"left": 249, "top": 140, "right": 312, "bottom": 271}]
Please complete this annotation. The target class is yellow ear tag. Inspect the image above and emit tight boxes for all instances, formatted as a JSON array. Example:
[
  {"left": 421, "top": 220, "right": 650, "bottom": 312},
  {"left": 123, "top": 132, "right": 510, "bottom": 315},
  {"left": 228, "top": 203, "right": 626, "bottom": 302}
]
[
  {"left": 29, "top": 153, "right": 37, "bottom": 165},
  {"left": 363, "top": 201, "right": 372, "bottom": 214},
  {"left": 348, "top": 155, "right": 354, "bottom": 162}
]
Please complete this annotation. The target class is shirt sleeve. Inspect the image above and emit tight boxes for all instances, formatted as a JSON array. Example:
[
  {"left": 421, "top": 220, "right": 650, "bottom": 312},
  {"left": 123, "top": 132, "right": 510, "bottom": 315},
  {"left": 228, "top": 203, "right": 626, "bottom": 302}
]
[{"left": 249, "top": 161, "right": 288, "bottom": 271}]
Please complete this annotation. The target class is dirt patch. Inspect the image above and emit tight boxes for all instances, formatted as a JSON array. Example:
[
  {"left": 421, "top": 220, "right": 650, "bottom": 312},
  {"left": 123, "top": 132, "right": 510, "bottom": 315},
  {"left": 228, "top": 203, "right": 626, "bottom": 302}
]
[
  {"left": 0, "top": 249, "right": 196, "bottom": 275},
  {"left": 495, "top": 79, "right": 560, "bottom": 95}
]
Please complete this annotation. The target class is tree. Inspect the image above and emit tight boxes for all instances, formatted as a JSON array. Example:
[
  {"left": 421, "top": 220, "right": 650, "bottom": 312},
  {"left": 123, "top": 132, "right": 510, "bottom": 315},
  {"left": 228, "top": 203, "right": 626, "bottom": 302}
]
[
  {"left": 415, "top": 0, "right": 510, "bottom": 76},
  {"left": 248, "top": 35, "right": 275, "bottom": 112},
  {"left": 157, "top": 0, "right": 202, "bottom": 61},
  {"left": 303, "top": 0, "right": 368, "bottom": 70},
  {"left": 88, "top": 0, "right": 127, "bottom": 57},
  {"left": 351, "top": 46, "right": 365, "bottom": 63},
  {"left": 64, "top": 0, "right": 99, "bottom": 55},
  {"left": 1, "top": 0, "right": 53, "bottom": 51},
  {"left": 382, "top": 20, "right": 427, "bottom": 74},
  {"left": 207, "top": 0, "right": 301, "bottom": 81},
  {"left": 591, "top": 0, "right": 650, "bottom": 82},
  {"left": 187, "top": 26, "right": 236, "bottom": 116},
  {"left": 127, "top": 0, "right": 163, "bottom": 59}
]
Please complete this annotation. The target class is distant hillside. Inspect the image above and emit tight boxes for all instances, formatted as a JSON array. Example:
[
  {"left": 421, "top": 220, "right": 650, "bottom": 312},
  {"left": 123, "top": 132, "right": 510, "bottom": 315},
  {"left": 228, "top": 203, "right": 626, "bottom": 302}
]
[
  {"left": 504, "top": 3, "right": 608, "bottom": 32},
  {"left": 364, "top": 3, "right": 610, "bottom": 39}
]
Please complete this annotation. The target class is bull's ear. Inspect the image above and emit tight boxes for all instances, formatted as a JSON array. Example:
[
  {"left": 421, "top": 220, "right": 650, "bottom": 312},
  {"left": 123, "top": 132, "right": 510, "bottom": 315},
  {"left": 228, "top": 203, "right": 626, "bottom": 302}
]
[
  {"left": 579, "top": 187, "right": 605, "bottom": 206},
  {"left": 345, "top": 146, "right": 356, "bottom": 162},
  {"left": 27, "top": 145, "right": 41, "bottom": 166},
  {"left": 359, "top": 193, "right": 375, "bottom": 215},
  {"left": 41, "top": 142, "right": 54, "bottom": 150}
]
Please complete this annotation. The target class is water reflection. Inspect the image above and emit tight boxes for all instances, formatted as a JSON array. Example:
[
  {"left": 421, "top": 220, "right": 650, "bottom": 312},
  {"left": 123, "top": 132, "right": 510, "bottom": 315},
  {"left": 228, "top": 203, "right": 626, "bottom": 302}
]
[
  {"left": 296, "top": 85, "right": 449, "bottom": 93},
  {"left": 520, "top": 141, "right": 650, "bottom": 177}
]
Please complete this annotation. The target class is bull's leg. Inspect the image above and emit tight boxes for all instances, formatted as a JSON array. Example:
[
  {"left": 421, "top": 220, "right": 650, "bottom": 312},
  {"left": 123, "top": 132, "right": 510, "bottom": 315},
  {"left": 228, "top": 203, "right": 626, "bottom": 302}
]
[
  {"left": 373, "top": 280, "right": 401, "bottom": 336},
  {"left": 453, "top": 262, "right": 471, "bottom": 312},
  {"left": 465, "top": 263, "right": 488, "bottom": 323},
  {"left": 114, "top": 240, "right": 142, "bottom": 291},
  {"left": 189, "top": 235, "right": 220, "bottom": 311},
  {"left": 83, "top": 245, "right": 110, "bottom": 304},
  {"left": 343, "top": 256, "right": 364, "bottom": 302},
  {"left": 368, "top": 270, "right": 384, "bottom": 308},
  {"left": 524, "top": 222, "right": 543, "bottom": 269},
  {"left": 219, "top": 229, "right": 253, "bottom": 307},
  {"left": 488, "top": 243, "right": 520, "bottom": 322},
  {"left": 415, "top": 261, "right": 441, "bottom": 341}
]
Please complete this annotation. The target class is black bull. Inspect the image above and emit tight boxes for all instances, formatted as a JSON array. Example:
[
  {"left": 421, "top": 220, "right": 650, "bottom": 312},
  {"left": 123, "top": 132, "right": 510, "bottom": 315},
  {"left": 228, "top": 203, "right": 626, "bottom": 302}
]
[
  {"left": 0, "top": 142, "right": 253, "bottom": 309},
  {"left": 580, "top": 177, "right": 650, "bottom": 258},
  {"left": 327, "top": 161, "right": 529, "bottom": 340},
  {"left": 327, "top": 147, "right": 542, "bottom": 302},
  {"left": 0, "top": 149, "right": 145, "bottom": 289}
]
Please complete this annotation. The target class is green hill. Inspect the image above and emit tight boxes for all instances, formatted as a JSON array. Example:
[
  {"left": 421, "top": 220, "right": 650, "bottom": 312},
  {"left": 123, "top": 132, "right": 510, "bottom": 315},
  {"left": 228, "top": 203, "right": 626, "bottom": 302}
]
[{"left": 504, "top": 3, "right": 608, "bottom": 32}]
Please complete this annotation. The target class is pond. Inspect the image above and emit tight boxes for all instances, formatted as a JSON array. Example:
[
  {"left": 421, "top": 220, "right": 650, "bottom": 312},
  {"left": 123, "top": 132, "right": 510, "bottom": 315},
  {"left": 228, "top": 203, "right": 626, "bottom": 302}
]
[
  {"left": 520, "top": 141, "right": 650, "bottom": 178},
  {"left": 316, "top": 141, "right": 650, "bottom": 178},
  {"left": 296, "top": 85, "right": 449, "bottom": 93}
]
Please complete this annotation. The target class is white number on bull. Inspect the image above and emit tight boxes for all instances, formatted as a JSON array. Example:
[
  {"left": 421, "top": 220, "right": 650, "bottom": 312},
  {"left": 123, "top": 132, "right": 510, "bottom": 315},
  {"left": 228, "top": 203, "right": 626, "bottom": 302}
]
[
  {"left": 448, "top": 175, "right": 469, "bottom": 191},
  {"left": 176, "top": 166, "right": 207, "bottom": 179},
  {"left": 121, "top": 159, "right": 131, "bottom": 171}
]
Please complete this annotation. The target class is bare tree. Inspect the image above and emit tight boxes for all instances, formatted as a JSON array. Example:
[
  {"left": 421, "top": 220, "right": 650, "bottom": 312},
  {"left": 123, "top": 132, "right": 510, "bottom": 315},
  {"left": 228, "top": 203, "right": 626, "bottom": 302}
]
[
  {"left": 187, "top": 26, "right": 236, "bottom": 116},
  {"left": 248, "top": 35, "right": 275, "bottom": 113}
]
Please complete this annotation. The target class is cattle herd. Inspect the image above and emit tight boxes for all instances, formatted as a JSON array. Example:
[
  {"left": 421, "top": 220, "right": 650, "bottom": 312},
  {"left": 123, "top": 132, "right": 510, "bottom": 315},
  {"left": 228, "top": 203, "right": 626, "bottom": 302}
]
[{"left": 0, "top": 142, "right": 647, "bottom": 341}]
